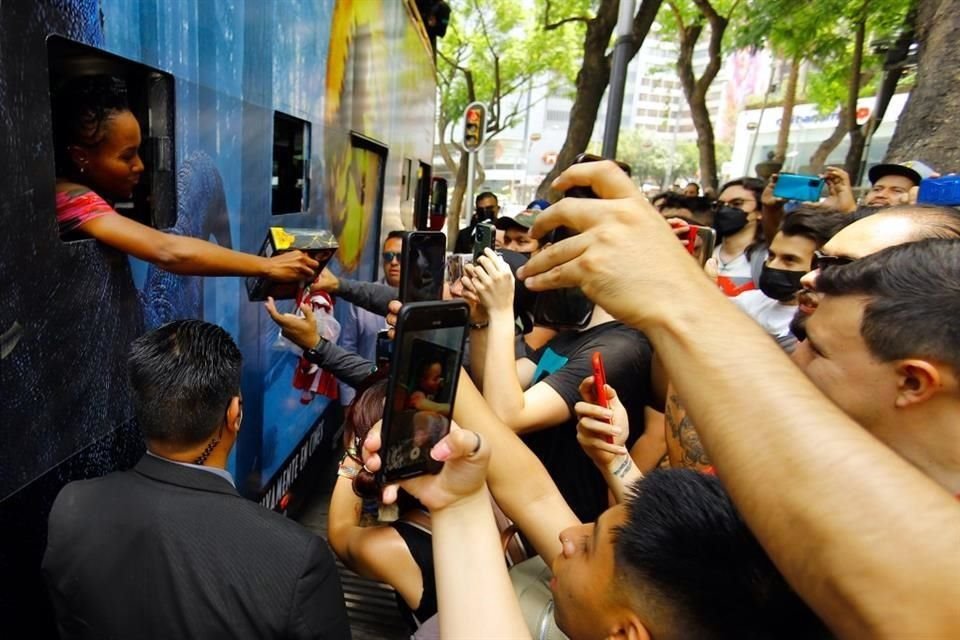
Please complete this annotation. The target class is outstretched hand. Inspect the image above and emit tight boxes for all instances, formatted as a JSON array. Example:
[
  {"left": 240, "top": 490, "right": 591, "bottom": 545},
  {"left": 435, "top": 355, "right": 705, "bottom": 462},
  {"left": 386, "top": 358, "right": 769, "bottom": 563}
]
[
  {"left": 264, "top": 296, "right": 320, "bottom": 350},
  {"left": 265, "top": 250, "right": 319, "bottom": 282},
  {"left": 361, "top": 420, "right": 490, "bottom": 512}
]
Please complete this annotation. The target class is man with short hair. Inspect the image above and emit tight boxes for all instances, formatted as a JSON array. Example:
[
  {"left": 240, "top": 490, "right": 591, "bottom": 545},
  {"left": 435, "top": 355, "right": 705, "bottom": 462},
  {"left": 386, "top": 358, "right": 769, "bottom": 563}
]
[
  {"left": 512, "top": 160, "right": 960, "bottom": 636},
  {"left": 863, "top": 161, "right": 933, "bottom": 208},
  {"left": 337, "top": 230, "right": 404, "bottom": 404},
  {"left": 454, "top": 191, "right": 500, "bottom": 254},
  {"left": 732, "top": 210, "right": 849, "bottom": 349},
  {"left": 653, "top": 192, "right": 714, "bottom": 227},
  {"left": 494, "top": 199, "right": 546, "bottom": 254},
  {"left": 792, "top": 203, "right": 960, "bottom": 339},
  {"left": 42, "top": 321, "right": 350, "bottom": 640},
  {"left": 794, "top": 238, "right": 960, "bottom": 494}
]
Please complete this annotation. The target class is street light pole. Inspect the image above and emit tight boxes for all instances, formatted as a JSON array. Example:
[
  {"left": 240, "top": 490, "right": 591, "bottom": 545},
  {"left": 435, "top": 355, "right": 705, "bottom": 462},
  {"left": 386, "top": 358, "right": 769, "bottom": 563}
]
[{"left": 601, "top": 0, "right": 636, "bottom": 158}]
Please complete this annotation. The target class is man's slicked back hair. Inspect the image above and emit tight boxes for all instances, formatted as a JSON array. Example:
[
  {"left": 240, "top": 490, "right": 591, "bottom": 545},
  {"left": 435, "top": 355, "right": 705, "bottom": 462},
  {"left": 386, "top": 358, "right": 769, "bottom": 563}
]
[
  {"left": 816, "top": 238, "right": 960, "bottom": 374},
  {"left": 128, "top": 320, "right": 242, "bottom": 446},
  {"left": 614, "top": 470, "right": 829, "bottom": 640}
]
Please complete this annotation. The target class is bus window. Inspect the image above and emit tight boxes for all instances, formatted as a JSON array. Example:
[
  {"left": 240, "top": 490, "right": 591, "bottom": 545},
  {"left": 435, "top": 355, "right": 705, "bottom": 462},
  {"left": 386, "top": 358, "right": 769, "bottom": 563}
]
[
  {"left": 47, "top": 36, "right": 176, "bottom": 239},
  {"left": 272, "top": 112, "right": 311, "bottom": 214}
]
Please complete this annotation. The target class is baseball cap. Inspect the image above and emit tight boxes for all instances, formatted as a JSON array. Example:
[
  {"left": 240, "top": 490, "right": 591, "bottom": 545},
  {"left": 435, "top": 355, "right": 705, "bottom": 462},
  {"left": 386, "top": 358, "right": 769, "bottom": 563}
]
[
  {"left": 494, "top": 200, "right": 549, "bottom": 231},
  {"left": 867, "top": 160, "right": 936, "bottom": 186}
]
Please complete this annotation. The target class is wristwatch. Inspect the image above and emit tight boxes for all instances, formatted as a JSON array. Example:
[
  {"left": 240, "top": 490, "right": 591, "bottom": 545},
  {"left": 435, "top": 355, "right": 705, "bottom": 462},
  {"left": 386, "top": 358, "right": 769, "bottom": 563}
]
[{"left": 302, "top": 339, "right": 324, "bottom": 362}]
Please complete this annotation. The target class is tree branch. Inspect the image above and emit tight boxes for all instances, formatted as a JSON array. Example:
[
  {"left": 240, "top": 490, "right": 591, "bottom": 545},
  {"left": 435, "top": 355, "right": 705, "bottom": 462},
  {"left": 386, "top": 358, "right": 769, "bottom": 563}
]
[{"left": 543, "top": 0, "right": 590, "bottom": 31}]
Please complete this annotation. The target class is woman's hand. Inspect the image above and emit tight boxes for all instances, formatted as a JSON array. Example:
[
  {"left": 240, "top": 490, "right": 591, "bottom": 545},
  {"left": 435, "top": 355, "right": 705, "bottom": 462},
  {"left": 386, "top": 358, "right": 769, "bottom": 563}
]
[
  {"left": 362, "top": 420, "right": 490, "bottom": 512},
  {"left": 574, "top": 377, "right": 629, "bottom": 469},
  {"left": 462, "top": 248, "right": 514, "bottom": 317},
  {"left": 265, "top": 250, "right": 320, "bottom": 282},
  {"left": 264, "top": 297, "right": 320, "bottom": 350}
]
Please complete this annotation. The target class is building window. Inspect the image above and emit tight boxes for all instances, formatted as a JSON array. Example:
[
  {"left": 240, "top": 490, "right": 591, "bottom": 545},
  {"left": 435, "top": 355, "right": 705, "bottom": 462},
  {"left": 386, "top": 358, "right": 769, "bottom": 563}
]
[{"left": 272, "top": 112, "right": 310, "bottom": 214}]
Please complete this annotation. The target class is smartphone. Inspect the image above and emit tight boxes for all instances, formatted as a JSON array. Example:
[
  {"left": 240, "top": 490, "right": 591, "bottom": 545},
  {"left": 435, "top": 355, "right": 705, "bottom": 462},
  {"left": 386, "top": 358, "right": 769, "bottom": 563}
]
[
  {"left": 400, "top": 231, "right": 446, "bottom": 303},
  {"left": 379, "top": 300, "right": 469, "bottom": 483},
  {"left": 685, "top": 225, "right": 717, "bottom": 267},
  {"left": 473, "top": 221, "right": 496, "bottom": 262},
  {"left": 592, "top": 351, "right": 613, "bottom": 444},
  {"left": 376, "top": 329, "right": 393, "bottom": 369},
  {"left": 773, "top": 173, "right": 825, "bottom": 202}
]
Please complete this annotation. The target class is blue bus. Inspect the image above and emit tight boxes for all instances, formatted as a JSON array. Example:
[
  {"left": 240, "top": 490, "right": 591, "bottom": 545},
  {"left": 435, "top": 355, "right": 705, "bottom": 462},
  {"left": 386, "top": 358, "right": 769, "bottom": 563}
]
[{"left": 0, "top": 0, "right": 439, "bottom": 630}]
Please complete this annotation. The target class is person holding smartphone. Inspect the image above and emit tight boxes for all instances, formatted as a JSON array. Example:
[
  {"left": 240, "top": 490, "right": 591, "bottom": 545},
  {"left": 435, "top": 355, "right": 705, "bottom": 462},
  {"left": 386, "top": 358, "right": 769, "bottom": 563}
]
[
  {"left": 462, "top": 248, "right": 653, "bottom": 523},
  {"left": 454, "top": 192, "right": 500, "bottom": 254}
]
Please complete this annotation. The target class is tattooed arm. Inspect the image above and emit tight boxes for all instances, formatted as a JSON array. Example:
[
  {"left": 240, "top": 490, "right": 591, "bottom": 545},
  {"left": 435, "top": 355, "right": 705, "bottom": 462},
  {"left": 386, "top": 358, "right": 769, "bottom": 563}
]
[{"left": 664, "top": 383, "right": 713, "bottom": 471}]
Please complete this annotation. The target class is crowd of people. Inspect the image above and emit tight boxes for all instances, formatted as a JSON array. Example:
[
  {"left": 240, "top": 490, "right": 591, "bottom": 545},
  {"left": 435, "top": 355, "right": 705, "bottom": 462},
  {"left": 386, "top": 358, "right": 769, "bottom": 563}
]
[{"left": 40, "top": 74, "right": 960, "bottom": 640}]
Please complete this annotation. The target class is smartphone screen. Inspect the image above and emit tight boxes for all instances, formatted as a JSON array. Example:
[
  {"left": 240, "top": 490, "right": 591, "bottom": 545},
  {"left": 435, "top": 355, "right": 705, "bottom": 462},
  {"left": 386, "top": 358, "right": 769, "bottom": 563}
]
[
  {"left": 380, "top": 301, "right": 469, "bottom": 482},
  {"left": 400, "top": 231, "right": 446, "bottom": 303}
]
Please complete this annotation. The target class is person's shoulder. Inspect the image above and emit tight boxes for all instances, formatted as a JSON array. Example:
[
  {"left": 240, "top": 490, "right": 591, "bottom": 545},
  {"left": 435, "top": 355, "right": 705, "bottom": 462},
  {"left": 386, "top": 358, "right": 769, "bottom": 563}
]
[{"left": 55, "top": 180, "right": 98, "bottom": 199}]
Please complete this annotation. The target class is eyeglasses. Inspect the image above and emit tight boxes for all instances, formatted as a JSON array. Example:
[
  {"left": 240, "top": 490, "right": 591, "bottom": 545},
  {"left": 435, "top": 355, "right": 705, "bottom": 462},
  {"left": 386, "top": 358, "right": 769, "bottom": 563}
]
[
  {"left": 812, "top": 251, "right": 854, "bottom": 271},
  {"left": 476, "top": 205, "right": 497, "bottom": 216},
  {"left": 383, "top": 251, "right": 401, "bottom": 263},
  {"left": 712, "top": 198, "right": 756, "bottom": 211}
]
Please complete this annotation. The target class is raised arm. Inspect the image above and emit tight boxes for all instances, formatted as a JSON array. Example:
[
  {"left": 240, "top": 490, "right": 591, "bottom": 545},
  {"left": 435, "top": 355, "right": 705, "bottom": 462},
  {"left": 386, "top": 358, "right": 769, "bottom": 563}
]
[
  {"left": 81, "top": 213, "right": 317, "bottom": 280},
  {"left": 520, "top": 160, "right": 960, "bottom": 639},
  {"left": 326, "top": 459, "right": 424, "bottom": 611},
  {"left": 363, "top": 426, "right": 531, "bottom": 640},
  {"left": 462, "top": 251, "right": 569, "bottom": 433},
  {"left": 264, "top": 298, "right": 376, "bottom": 387}
]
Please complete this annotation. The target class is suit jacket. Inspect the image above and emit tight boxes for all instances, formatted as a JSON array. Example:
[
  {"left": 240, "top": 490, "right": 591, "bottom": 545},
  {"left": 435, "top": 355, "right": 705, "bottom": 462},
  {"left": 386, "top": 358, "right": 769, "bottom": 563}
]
[{"left": 42, "top": 454, "right": 351, "bottom": 640}]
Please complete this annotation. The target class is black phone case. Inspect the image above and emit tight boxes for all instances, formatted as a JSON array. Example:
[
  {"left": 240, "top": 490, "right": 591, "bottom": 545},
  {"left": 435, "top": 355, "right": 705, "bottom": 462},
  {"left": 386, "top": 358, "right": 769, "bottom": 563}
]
[
  {"left": 399, "top": 231, "right": 446, "bottom": 303},
  {"left": 378, "top": 300, "right": 469, "bottom": 483}
]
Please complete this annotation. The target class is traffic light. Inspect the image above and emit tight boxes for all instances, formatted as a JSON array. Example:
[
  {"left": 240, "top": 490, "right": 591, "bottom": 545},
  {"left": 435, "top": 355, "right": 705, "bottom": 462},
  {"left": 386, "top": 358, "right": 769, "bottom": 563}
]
[{"left": 463, "top": 102, "right": 486, "bottom": 152}]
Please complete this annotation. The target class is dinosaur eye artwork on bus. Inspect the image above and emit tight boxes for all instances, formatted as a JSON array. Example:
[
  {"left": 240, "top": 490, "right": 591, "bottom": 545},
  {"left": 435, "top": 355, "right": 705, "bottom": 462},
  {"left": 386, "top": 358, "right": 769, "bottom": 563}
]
[{"left": 0, "top": 1, "right": 437, "bottom": 631}]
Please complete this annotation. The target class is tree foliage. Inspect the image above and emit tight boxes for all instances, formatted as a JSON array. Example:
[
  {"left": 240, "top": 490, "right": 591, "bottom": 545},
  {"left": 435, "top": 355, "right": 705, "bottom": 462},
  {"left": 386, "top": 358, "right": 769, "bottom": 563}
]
[{"left": 436, "top": 0, "right": 582, "bottom": 233}]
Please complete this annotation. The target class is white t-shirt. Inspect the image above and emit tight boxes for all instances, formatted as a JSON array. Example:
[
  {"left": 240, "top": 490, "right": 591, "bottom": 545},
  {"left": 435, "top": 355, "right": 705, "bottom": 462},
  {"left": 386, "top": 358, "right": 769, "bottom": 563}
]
[
  {"left": 713, "top": 244, "right": 756, "bottom": 297},
  {"left": 732, "top": 289, "right": 797, "bottom": 338}
]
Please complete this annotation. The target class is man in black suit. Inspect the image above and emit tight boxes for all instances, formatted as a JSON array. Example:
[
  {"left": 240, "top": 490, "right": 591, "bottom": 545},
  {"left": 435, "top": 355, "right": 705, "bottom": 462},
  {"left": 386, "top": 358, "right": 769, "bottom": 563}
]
[{"left": 42, "top": 320, "right": 351, "bottom": 640}]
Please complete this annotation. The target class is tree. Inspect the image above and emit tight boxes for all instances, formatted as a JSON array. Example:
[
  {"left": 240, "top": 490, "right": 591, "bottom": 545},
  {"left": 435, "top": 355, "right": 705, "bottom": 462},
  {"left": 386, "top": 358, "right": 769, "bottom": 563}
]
[
  {"left": 737, "top": 0, "right": 848, "bottom": 165},
  {"left": 534, "top": 0, "right": 664, "bottom": 199},
  {"left": 436, "top": 0, "right": 579, "bottom": 243},
  {"left": 885, "top": 0, "right": 959, "bottom": 169},
  {"left": 658, "top": 0, "right": 743, "bottom": 192},
  {"left": 796, "top": 0, "right": 911, "bottom": 174}
]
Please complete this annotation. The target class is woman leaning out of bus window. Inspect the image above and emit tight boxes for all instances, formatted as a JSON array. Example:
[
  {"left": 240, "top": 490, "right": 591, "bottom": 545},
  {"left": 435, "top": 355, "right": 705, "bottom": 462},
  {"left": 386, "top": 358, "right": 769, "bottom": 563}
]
[
  {"left": 328, "top": 376, "right": 440, "bottom": 636},
  {"left": 51, "top": 74, "right": 317, "bottom": 280}
]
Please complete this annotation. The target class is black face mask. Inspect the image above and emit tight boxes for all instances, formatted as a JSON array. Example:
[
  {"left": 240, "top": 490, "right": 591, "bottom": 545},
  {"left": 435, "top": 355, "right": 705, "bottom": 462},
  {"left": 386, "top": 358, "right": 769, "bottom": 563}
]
[
  {"left": 712, "top": 206, "right": 749, "bottom": 238},
  {"left": 759, "top": 265, "right": 805, "bottom": 302},
  {"left": 475, "top": 206, "right": 497, "bottom": 223}
]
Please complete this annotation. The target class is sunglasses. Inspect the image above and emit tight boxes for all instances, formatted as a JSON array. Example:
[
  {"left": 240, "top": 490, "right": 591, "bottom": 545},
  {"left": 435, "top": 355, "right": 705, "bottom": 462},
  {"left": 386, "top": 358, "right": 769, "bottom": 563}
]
[
  {"left": 382, "top": 251, "right": 401, "bottom": 263},
  {"left": 476, "top": 205, "right": 497, "bottom": 215},
  {"left": 812, "top": 251, "right": 855, "bottom": 271}
]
